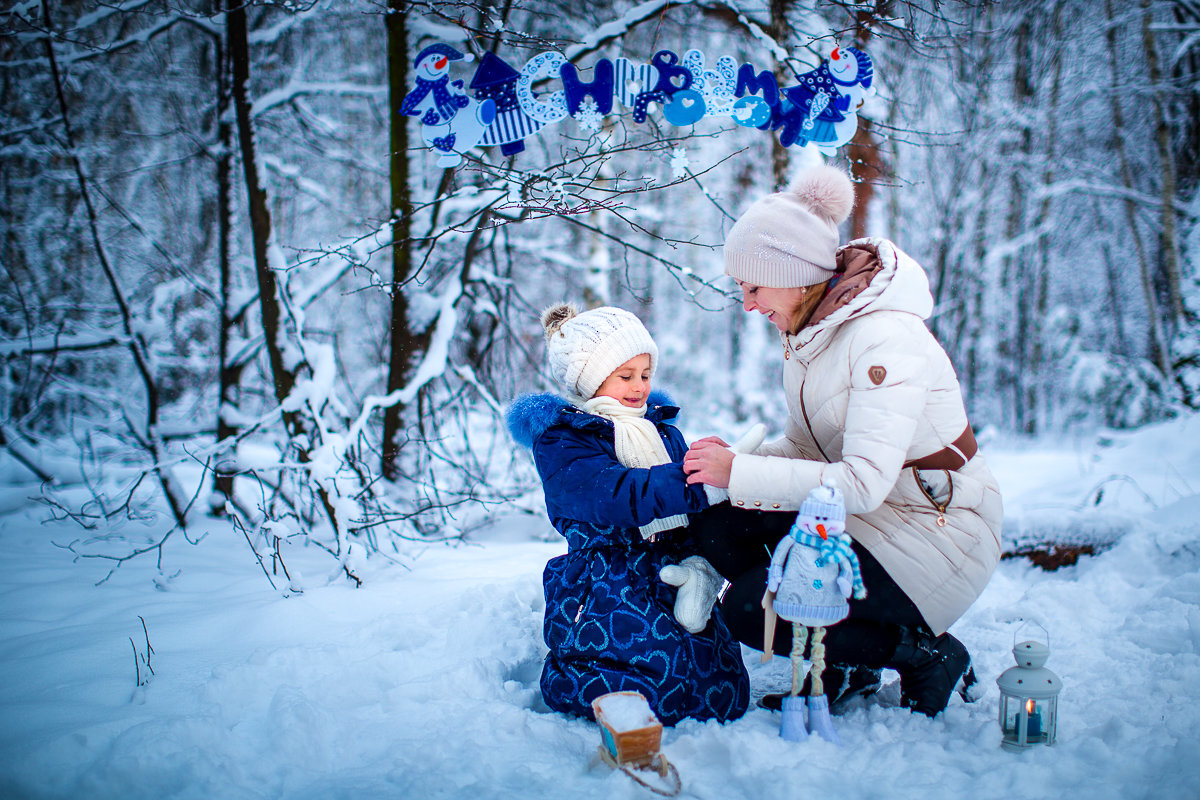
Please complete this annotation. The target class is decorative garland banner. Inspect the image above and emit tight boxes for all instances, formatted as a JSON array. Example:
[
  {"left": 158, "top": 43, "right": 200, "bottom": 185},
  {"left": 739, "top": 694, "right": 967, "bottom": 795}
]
[{"left": 401, "top": 44, "right": 875, "bottom": 168}]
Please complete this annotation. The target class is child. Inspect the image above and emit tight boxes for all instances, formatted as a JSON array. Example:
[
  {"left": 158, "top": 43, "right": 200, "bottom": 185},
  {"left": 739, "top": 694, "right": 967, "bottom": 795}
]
[{"left": 506, "top": 303, "right": 749, "bottom": 726}]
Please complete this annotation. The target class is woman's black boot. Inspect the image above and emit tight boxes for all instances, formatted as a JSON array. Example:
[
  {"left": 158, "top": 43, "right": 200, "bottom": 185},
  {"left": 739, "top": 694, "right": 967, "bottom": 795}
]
[{"left": 888, "top": 628, "right": 972, "bottom": 717}]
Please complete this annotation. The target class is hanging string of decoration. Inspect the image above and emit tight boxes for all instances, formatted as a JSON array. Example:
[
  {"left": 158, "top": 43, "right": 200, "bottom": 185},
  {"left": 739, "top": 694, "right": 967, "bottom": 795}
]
[{"left": 400, "top": 43, "right": 876, "bottom": 168}]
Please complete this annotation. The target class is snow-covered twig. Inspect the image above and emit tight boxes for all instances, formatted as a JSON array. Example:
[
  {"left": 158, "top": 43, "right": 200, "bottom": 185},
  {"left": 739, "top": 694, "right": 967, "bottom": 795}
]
[{"left": 231, "top": 513, "right": 278, "bottom": 591}]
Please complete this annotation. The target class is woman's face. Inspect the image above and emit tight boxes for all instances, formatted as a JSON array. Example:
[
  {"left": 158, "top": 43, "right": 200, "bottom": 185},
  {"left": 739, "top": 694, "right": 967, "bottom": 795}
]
[{"left": 736, "top": 281, "right": 809, "bottom": 333}]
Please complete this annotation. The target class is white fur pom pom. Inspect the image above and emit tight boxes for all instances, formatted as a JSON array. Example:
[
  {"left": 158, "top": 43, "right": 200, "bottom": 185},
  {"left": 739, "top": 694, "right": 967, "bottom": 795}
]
[
  {"left": 540, "top": 303, "right": 577, "bottom": 339},
  {"left": 787, "top": 165, "right": 855, "bottom": 225}
]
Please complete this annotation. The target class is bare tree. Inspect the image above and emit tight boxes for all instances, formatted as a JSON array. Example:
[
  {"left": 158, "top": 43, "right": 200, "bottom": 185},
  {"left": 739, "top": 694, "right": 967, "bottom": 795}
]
[
  {"left": 1106, "top": 0, "right": 1172, "bottom": 379},
  {"left": 40, "top": 0, "right": 188, "bottom": 530},
  {"left": 1141, "top": 0, "right": 1185, "bottom": 330},
  {"left": 845, "top": 1, "right": 889, "bottom": 241},
  {"left": 213, "top": 0, "right": 243, "bottom": 507},
  {"left": 380, "top": 2, "right": 429, "bottom": 481}
]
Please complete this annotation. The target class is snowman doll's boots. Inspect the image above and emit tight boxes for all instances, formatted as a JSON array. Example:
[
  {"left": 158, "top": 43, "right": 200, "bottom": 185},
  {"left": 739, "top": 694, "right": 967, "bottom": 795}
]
[
  {"left": 806, "top": 694, "right": 840, "bottom": 744},
  {"left": 779, "top": 695, "right": 809, "bottom": 742}
]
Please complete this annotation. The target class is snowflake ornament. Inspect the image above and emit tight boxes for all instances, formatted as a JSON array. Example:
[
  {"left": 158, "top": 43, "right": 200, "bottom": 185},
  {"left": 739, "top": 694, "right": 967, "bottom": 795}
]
[
  {"left": 575, "top": 98, "right": 604, "bottom": 132},
  {"left": 670, "top": 146, "right": 690, "bottom": 179}
]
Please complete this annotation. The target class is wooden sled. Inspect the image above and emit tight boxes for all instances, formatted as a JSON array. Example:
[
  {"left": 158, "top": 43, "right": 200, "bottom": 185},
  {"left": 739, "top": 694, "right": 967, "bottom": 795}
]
[{"left": 592, "top": 692, "right": 682, "bottom": 797}]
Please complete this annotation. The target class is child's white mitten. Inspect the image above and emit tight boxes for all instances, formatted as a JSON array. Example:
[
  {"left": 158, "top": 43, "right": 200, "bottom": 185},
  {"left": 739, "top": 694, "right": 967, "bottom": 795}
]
[
  {"left": 659, "top": 555, "right": 724, "bottom": 633},
  {"left": 702, "top": 423, "right": 767, "bottom": 505}
]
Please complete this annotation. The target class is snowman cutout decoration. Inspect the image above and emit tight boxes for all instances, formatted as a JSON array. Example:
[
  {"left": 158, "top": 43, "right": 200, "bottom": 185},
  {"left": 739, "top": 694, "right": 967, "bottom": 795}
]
[
  {"left": 762, "top": 480, "right": 866, "bottom": 744},
  {"left": 401, "top": 44, "right": 496, "bottom": 168},
  {"left": 821, "top": 46, "right": 874, "bottom": 155},
  {"left": 781, "top": 46, "right": 875, "bottom": 155}
]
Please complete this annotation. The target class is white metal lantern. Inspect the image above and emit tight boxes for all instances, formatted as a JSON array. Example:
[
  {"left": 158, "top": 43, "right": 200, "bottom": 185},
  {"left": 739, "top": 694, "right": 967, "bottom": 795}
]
[{"left": 997, "top": 635, "right": 1062, "bottom": 751}]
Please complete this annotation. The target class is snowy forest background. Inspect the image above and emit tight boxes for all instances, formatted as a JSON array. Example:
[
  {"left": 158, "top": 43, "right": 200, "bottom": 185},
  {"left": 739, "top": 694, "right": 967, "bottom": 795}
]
[
  {"left": 3, "top": 0, "right": 1200, "bottom": 621},
  {"left": 3, "top": 2, "right": 1200, "bottom": 798}
]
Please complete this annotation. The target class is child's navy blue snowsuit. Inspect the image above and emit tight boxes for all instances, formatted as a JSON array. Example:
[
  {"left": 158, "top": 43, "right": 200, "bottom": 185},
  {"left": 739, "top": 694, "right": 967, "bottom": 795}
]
[{"left": 507, "top": 391, "right": 749, "bottom": 726}]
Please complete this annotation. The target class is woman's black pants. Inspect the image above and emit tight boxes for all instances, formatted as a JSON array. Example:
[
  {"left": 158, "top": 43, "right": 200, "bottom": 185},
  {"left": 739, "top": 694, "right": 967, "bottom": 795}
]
[{"left": 692, "top": 502, "right": 931, "bottom": 670}]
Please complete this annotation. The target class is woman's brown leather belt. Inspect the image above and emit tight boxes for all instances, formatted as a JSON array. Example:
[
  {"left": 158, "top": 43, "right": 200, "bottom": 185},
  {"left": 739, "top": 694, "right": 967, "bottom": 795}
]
[{"left": 903, "top": 425, "right": 978, "bottom": 471}]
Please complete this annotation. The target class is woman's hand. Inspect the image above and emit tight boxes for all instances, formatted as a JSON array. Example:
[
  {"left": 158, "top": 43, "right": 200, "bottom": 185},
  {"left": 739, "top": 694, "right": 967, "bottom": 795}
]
[
  {"left": 683, "top": 439, "right": 735, "bottom": 488},
  {"left": 691, "top": 435, "right": 730, "bottom": 448}
]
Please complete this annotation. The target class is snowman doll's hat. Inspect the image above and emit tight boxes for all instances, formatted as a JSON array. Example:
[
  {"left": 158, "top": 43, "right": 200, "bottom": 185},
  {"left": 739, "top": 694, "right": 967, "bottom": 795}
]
[{"left": 795, "top": 481, "right": 846, "bottom": 538}]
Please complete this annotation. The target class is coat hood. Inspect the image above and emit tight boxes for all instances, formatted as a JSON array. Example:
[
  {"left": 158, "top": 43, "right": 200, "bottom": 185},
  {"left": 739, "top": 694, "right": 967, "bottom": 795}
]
[
  {"left": 505, "top": 389, "right": 678, "bottom": 450},
  {"left": 792, "top": 238, "right": 933, "bottom": 349}
]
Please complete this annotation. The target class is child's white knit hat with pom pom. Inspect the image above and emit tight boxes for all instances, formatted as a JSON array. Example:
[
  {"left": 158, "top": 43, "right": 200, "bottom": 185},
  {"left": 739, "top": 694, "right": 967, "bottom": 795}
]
[
  {"left": 723, "top": 165, "right": 856, "bottom": 288},
  {"left": 541, "top": 303, "right": 658, "bottom": 401}
]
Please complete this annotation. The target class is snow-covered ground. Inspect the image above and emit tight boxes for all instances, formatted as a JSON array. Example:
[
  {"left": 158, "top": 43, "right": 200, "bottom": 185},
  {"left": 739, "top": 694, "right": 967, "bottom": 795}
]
[{"left": 2, "top": 415, "right": 1199, "bottom": 799}]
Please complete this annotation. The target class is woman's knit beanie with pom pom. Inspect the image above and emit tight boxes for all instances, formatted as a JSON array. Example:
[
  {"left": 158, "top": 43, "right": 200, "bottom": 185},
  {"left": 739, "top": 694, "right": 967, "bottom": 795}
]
[
  {"left": 541, "top": 303, "right": 658, "bottom": 401},
  {"left": 723, "top": 165, "right": 856, "bottom": 288}
]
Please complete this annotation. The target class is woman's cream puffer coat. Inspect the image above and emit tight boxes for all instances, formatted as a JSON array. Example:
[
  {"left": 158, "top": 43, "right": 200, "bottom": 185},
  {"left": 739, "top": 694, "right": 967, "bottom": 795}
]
[{"left": 728, "top": 238, "right": 1003, "bottom": 635}]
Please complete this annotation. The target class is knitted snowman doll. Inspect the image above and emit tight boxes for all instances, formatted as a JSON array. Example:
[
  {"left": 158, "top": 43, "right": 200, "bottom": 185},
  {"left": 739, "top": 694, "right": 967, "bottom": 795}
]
[{"left": 762, "top": 480, "right": 865, "bottom": 743}]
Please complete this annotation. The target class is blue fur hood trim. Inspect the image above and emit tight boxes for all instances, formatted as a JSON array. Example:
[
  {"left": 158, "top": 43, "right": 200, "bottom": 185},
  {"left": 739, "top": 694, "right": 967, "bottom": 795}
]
[{"left": 506, "top": 389, "right": 677, "bottom": 450}]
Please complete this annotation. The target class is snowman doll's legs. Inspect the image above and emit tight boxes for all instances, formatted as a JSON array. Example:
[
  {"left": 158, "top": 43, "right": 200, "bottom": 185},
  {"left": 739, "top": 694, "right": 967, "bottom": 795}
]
[
  {"left": 779, "top": 625, "right": 809, "bottom": 741},
  {"left": 805, "top": 627, "right": 840, "bottom": 744},
  {"left": 779, "top": 625, "right": 841, "bottom": 744}
]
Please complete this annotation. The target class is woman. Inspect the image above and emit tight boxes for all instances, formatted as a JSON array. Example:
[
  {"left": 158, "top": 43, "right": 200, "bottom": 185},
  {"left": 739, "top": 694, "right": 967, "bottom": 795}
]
[{"left": 683, "top": 165, "right": 1003, "bottom": 716}]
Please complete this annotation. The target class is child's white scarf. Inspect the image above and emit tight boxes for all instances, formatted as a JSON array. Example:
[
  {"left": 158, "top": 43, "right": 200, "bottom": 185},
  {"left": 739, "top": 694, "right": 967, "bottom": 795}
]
[{"left": 582, "top": 395, "right": 690, "bottom": 539}]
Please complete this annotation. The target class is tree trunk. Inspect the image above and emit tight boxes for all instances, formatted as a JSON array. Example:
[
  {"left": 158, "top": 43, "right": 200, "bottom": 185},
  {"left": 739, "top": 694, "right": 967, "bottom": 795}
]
[
  {"left": 214, "top": 2, "right": 240, "bottom": 505},
  {"left": 1141, "top": 0, "right": 1184, "bottom": 330},
  {"left": 381, "top": 2, "right": 428, "bottom": 480},
  {"left": 1172, "top": 1, "right": 1200, "bottom": 203},
  {"left": 769, "top": 0, "right": 791, "bottom": 190},
  {"left": 847, "top": 119, "right": 879, "bottom": 241},
  {"left": 1006, "top": 14, "right": 1034, "bottom": 434},
  {"left": 846, "top": 2, "right": 889, "bottom": 241},
  {"left": 1030, "top": 5, "right": 1063, "bottom": 430},
  {"left": 225, "top": 0, "right": 346, "bottom": 557},
  {"left": 226, "top": 0, "right": 300, "bottom": 431},
  {"left": 1096, "top": 197, "right": 1129, "bottom": 356},
  {"left": 1105, "top": 0, "right": 1172, "bottom": 377},
  {"left": 958, "top": 0, "right": 996, "bottom": 406},
  {"left": 582, "top": 120, "right": 616, "bottom": 308}
]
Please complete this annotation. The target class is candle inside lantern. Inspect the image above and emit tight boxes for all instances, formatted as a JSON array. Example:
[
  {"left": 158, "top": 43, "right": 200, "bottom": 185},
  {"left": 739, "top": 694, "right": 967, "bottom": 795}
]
[{"left": 1025, "top": 698, "right": 1042, "bottom": 737}]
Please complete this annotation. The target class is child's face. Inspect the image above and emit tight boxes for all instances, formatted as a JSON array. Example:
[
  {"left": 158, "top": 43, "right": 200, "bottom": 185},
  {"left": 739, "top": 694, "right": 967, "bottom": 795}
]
[{"left": 594, "top": 354, "right": 653, "bottom": 408}]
